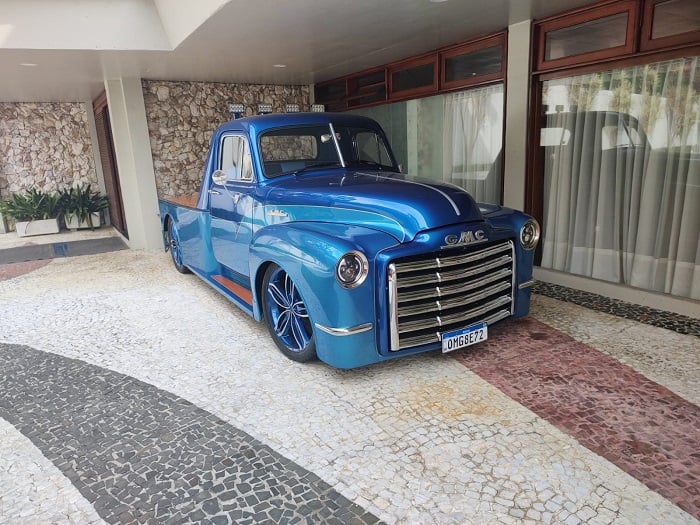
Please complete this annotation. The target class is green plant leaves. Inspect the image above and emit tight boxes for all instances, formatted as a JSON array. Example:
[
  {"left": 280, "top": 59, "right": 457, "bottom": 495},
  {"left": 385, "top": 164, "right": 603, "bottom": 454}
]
[
  {"left": 59, "top": 184, "right": 109, "bottom": 229},
  {"left": 0, "top": 185, "right": 108, "bottom": 228},
  {"left": 0, "top": 188, "right": 61, "bottom": 222}
]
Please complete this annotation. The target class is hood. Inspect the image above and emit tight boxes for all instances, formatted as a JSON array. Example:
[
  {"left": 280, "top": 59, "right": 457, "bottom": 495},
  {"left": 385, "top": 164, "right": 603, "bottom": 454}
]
[{"left": 263, "top": 170, "right": 484, "bottom": 242}]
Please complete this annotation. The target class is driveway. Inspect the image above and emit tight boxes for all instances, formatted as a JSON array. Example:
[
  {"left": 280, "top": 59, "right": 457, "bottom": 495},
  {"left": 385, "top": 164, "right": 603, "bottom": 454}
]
[{"left": 0, "top": 249, "right": 698, "bottom": 524}]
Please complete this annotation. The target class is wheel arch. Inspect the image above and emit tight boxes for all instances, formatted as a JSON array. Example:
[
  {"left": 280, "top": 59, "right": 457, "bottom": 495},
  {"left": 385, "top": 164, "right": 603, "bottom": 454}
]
[
  {"left": 161, "top": 213, "right": 173, "bottom": 251},
  {"left": 249, "top": 221, "right": 397, "bottom": 326},
  {"left": 249, "top": 237, "right": 339, "bottom": 325}
]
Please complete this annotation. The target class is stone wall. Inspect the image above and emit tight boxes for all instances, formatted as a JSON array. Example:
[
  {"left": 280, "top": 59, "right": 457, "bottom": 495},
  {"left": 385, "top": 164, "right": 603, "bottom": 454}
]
[
  {"left": 0, "top": 103, "right": 97, "bottom": 199},
  {"left": 142, "top": 80, "right": 310, "bottom": 198}
]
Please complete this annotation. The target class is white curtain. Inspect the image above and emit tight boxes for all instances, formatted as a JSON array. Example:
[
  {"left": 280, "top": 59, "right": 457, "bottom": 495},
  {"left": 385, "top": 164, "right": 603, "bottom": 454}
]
[
  {"left": 442, "top": 85, "right": 504, "bottom": 204},
  {"left": 541, "top": 57, "right": 700, "bottom": 300}
]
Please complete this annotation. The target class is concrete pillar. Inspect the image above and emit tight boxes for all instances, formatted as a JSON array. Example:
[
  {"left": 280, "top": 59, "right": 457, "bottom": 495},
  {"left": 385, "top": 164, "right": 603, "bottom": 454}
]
[
  {"left": 406, "top": 99, "right": 419, "bottom": 175},
  {"left": 104, "top": 77, "right": 162, "bottom": 250},
  {"left": 502, "top": 20, "right": 532, "bottom": 211}
]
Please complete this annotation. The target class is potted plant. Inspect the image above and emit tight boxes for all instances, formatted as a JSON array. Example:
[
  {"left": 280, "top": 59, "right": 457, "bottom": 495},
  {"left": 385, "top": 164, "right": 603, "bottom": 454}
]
[
  {"left": 59, "top": 184, "right": 109, "bottom": 230},
  {"left": 0, "top": 188, "right": 61, "bottom": 237}
]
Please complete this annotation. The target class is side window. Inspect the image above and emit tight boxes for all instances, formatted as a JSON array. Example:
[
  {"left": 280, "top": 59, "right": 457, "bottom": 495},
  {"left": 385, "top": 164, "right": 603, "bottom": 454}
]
[
  {"left": 219, "top": 135, "right": 254, "bottom": 182},
  {"left": 240, "top": 140, "right": 253, "bottom": 181},
  {"left": 355, "top": 131, "right": 393, "bottom": 166},
  {"left": 601, "top": 124, "right": 635, "bottom": 150},
  {"left": 540, "top": 127, "right": 571, "bottom": 146}
]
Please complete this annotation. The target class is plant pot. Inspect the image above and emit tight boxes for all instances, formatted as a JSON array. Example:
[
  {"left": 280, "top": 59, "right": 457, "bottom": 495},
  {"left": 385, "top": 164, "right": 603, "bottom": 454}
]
[
  {"left": 64, "top": 212, "right": 101, "bottom": 230},
  {"left": 15, "top": 217, "right": 60, "bottom": 237}
]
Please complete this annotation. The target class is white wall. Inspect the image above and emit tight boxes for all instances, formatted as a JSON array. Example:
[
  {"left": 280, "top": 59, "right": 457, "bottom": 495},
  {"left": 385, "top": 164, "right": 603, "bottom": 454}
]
[
  {"left": 0, "top": 0, "right": 169, "bottom": 50},
  {"left": 152, "top": 0, "right": 232, "bottom": 48}
]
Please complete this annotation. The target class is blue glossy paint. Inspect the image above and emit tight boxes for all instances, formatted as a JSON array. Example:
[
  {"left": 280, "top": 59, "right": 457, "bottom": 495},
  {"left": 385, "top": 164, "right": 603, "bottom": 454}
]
[
  {"left": 159, "top": 113, "right": 539, "bottom": 369},
  {"left": 264, "top": 171, "right": 484, "bottom": 241}
]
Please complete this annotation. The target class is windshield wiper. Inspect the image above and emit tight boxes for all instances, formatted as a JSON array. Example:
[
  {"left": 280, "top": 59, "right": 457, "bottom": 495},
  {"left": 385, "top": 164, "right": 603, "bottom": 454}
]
[
  {"left": 292, "top": 162, "right": 342, "bottom": 176},
  {"left": 350, "top": 160, "right": 396, "bottom": 171}
]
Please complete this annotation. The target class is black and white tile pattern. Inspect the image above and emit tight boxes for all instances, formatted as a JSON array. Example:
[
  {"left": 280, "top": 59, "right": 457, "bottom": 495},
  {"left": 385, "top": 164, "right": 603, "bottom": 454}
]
[
  {"left": 533, "top": 282, "right": 700, "bottom": 337},
  {"left": 1, "top": 250, "right": 697, "bottom": 525},
  {"left": 0, "top": 343, "right": 381, "bottom": 525}
]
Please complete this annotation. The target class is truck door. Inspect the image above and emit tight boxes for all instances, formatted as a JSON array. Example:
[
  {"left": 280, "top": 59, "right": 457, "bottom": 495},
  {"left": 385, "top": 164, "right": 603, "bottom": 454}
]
[{"left": 209, "top": 134, "right": 255, "bottom": 278}]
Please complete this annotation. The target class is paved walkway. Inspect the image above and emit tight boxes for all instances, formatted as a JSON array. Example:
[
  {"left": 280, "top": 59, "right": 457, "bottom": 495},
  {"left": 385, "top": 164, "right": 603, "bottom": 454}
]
[{"left": 0, "top": 250, "right": 698, "bottom": 524}]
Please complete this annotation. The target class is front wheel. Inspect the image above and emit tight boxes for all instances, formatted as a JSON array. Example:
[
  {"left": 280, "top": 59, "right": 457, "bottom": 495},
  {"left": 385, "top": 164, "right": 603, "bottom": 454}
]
[
  {"left": 165, "top": 219, "right": 189, "bottom": 274},
  {"left": 262, "top": 264, "right": 316, "bottom": 362}
]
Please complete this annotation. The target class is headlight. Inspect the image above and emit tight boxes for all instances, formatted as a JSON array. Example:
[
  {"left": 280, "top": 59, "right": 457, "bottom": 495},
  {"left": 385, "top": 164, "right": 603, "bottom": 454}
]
[
  {"left": 519, "top": 219, "right": 540, "bottom": 250},
  {"left": 335, "top": 251, "right": 368, "bottom": 289}
]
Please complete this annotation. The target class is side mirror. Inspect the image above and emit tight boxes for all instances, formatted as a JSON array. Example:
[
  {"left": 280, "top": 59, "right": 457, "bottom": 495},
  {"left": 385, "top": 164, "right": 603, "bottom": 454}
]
[{"left": 212, "top": 169, "right": 227, "bottom": 186}]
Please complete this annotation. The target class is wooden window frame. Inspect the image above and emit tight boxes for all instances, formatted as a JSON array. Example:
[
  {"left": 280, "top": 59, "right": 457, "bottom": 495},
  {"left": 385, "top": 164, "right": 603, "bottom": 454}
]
[
  {"left": 314, "top": 78, "right": 347, "bottom": 111},
  {"left": 527, "top": 0, "right": 700, "bottom": 263},
  {"left": 439, "top": 32, "right": 506, "bottom": 92},
  {"left": 534, "top": 0, "right": 639, "bottom": 72},
  {"left": 313, "top": 30, "right": 507, "bottom": 111},
  {"left": 387, "top": 51, "right": 439, "bottom": 101},
  {"left": 346, "top": 66, "right": 387, "bottom": 109},
  {"left": 640, "top": 0, "right": 700, "bottom": 52}
]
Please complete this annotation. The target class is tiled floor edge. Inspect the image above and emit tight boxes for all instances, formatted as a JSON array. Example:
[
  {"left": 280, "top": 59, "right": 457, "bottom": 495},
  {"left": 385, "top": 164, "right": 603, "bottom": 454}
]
[{"left": 533, "top": 281, "right": 700, "bottom": 337}]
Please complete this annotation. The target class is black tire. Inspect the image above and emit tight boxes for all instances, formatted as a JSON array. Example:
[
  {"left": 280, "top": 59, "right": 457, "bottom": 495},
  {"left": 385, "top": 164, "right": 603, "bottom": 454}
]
[
  {"left": 165, "top": 219, "right": 190, "bottom": 274},
  {"left": 261, "top": 264, "right": 317, "bottom": 362}
]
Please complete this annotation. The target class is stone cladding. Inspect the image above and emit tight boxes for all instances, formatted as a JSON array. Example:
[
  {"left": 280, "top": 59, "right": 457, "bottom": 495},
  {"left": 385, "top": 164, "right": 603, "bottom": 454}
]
[
  {"left": 0, "top": 102, "right": 98, "bottom": 199},
  {"left": 141, "top": 80, "right": 310, "bottom": 199}
]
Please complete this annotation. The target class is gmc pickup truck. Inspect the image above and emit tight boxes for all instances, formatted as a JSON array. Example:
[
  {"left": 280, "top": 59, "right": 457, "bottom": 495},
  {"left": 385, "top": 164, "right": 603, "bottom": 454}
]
[{"left": 158, "top": 112, "right": 539, "bottom": 369}]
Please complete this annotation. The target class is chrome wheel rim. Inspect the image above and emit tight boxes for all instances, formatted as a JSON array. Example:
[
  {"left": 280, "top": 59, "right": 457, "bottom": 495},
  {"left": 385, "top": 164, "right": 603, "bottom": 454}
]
[
  {"left": 265, "top": 267, "right": 311, "bottom": 352},
  {"left": 168, "top": 222, "right": 183, "bottom": 267}
]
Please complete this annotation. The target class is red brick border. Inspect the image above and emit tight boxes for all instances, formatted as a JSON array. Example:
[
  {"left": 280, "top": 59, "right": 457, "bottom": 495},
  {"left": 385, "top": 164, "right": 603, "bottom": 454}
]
[{"left": 454, "top": 317, "right": 700, "bottom": 519}]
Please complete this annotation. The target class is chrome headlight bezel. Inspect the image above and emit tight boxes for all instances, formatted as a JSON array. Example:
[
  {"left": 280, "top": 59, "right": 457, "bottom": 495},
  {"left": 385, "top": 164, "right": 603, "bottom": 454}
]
[
  {"left": 519, "top": 219, "right": 540, "bottom": 250},
  {"left": 335, "top": 251, "right": 369, "bottom": 289}
]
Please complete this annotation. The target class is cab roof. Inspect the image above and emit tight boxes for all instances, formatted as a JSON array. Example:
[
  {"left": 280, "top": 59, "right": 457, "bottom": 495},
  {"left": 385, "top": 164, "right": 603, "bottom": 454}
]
[{"left": 213, "top": 112, "right": 385, "bottom": 139}]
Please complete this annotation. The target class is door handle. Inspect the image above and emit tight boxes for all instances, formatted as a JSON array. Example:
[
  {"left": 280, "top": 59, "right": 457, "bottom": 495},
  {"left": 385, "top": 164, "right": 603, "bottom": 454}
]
[{"left": 209, "top": 189, "right": 221, "bottom": 195}]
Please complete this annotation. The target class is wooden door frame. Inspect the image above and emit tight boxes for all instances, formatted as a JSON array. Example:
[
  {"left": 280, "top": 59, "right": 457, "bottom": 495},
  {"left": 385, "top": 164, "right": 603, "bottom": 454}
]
[{"left": 93, "top": 91, "right": 128, "bottom": 238}]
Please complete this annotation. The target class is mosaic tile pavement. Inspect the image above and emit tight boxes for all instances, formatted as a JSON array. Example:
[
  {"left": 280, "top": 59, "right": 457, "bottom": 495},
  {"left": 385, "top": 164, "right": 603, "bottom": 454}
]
[
  {"left": 0, "top": 237, "right": 127, "bottom": 264},
  {"left": 454, "top": 316, "right": 699, "bottom": 517},
  {"left": 0, "top": 343, "right": 379, "bottom": 525},
  {"left": 533, "top": 282, "right": 700, "bottom": 337},
  {"left": 0, "top": 259, "right": 51, "bottom": 281},
  {"left": 0, "top": 250, "right": 698, "bottom": 524}
]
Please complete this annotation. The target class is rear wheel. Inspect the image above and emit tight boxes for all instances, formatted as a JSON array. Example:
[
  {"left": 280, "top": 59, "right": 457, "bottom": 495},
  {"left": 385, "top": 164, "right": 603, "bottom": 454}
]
[
  {"left": 262, "top": 264, "right": 316, "bottom": 362},
  {"left": 165, "top": 219, "right": 189, "bottom": 274}
]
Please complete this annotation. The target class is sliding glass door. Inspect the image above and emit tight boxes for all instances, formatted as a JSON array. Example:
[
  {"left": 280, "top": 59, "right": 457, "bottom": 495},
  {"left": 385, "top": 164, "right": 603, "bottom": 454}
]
[
  {"left": 539, "top": 56, "right": 700, "bottom": 300},
  {"left": 351, "top": 83, "right": 504, "bottom": 204}
]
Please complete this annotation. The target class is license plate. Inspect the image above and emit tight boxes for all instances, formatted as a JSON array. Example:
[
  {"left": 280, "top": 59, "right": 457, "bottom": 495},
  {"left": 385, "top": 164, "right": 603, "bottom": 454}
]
[{"left": 441, "top": 322, "right": 488, "bottom": 353}]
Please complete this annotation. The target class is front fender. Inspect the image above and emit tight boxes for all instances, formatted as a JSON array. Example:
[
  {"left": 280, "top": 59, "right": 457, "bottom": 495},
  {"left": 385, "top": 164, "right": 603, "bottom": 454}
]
[
  {"left": 248, "top": 222, "right": 398, "bottom": 334},
  {"left": 483, "top": 205, "right": 538, "bottom": 316}
]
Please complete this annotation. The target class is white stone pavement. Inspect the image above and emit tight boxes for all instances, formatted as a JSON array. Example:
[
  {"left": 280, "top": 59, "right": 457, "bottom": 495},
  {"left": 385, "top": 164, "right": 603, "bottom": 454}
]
[
  {"left": 0, "top": 250, "right": 697, "bottom": 525},
  {"left": 0, "top": 419, "right": 106, "bottom": 525}
]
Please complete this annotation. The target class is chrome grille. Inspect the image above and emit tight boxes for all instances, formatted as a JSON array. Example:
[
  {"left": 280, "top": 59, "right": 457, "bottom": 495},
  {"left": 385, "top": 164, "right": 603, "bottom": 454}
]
[{"left": 388, "top": 240, "right": 515, "bottom": 351}]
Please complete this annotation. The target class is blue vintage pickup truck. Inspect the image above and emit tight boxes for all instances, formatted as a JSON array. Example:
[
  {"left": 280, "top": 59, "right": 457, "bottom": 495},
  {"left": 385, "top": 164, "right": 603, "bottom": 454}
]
[{"left": 158, "top": 112, "right": 539, "bottom": 369}]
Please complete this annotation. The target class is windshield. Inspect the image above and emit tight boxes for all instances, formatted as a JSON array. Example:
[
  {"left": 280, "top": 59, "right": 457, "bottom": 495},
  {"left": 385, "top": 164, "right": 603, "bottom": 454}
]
[{"left": 259, "top": 124, "right": 397, "bottom": 178}]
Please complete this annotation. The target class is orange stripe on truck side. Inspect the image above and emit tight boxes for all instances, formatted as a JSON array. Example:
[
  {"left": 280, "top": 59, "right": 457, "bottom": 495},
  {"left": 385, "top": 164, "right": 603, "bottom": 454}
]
[{"left": 212, "top": 275, "right": 253, "bottom": 305}]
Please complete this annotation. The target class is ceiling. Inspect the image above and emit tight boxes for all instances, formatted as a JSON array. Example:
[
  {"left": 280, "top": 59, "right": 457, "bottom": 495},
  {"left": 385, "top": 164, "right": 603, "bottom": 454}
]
[{"left": 0, "top": 0, "right": 596, "bottom": 103}]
